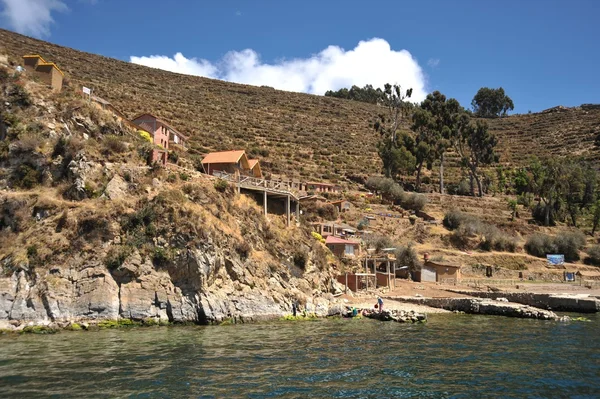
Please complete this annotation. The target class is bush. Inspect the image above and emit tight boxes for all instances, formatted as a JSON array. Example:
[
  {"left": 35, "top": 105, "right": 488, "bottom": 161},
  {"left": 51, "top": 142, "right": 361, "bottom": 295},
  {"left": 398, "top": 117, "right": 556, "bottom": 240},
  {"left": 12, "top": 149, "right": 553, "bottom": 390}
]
[
  {"left": 168, "top": 151, "right": 179, "bottom": 164},
  {"left": 400, "top": 193, "right": 427, "bottom": 211},
  {"left": 554, "top": 231, "right": 586, "bottom": 262},
  {"left": 214, "top": 179, "right": 229, "bottom": 193},
  {"left": 235, "top": 240, "right": 251, "bottom": 259},
  {"left": 443, "top": 209, "right": 478, "bottom": 230},
  {"left": 364, "top": 234, "right": 393, "bottom": 252},
  {"left": 179, "top": 172, "right": 190, "bottom": 181},
  {"left": 7, "top": 83, "right": 31, "bottom": 107},
  {"left": 152, "top": 247, "right": 172, "bottom": 267},
  {"left": 103, "top": 135, "right": 127, "bottom": 154},
  {"left": 525, "top": 233, "right": 556, "bottom": 258},
  {"left": 138, "top": 130, "right": 152, "bottom": 143},
  {"left": 585, "top": 245, "right": 600, "bottom": 266},
  {"left": 105, "top": 246, "right": 132, "bottom": 270},
  {"left": 13, "top": 163, "right": 41, "bottom": 189},
  {"left": 293, "top": 249, "right": 308, "bottom": 269},
  {"left": 395, "top": 243, "right": 421, "bottom": 272},
  {"left": 525, "top": 232, "right": 585, "bottom": 262},
  {"left": 445, "top": 210, "right": 516, "bottom": 252},
  {"left": 311, "top": 231, "right": 325, "bottom": 243}
]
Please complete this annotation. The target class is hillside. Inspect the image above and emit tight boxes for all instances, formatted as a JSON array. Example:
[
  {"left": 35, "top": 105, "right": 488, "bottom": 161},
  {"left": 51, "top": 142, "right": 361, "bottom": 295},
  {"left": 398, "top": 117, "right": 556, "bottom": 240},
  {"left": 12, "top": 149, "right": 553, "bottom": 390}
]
[
  {"left": 1, "top": 28, "right": 599, "bottom": 186},
  {"left": 0, "top": 65, "right": 344, "bottom": 328}
]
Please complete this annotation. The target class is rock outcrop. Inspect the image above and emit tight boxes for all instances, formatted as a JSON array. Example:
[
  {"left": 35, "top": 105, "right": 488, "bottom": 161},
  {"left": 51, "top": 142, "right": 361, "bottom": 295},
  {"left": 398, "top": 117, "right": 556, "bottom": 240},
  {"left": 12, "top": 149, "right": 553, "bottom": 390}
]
[{"left": 395, "top": 297, "right": 561, "bottom": 320}]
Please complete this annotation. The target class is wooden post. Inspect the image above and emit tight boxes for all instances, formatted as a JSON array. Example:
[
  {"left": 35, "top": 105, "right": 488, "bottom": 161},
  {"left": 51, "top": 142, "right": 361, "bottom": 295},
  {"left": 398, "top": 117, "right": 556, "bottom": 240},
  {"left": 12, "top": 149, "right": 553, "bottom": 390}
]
[
  {"left": 387, "top": 260, "right": 391, "bottom": 289},
  {"left": 356, "top": 275, "right": 358, "bottom": 292},
  {"left": 345, "top": 273, "right": 348, "bottom": 294},
  {"left": 393, "top": 262, "right": 396, "bottom": 289},
  {"left": 263, "top": 190, "right": 267, "bottom": 216},
  {"left": 286, "top": 195, "right": 290, "bottom": 227}
]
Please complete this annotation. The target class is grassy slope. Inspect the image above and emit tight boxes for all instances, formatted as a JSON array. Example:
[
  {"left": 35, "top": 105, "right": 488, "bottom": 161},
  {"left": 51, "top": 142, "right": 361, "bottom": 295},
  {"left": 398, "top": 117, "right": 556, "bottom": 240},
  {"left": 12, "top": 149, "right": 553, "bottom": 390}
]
[{"left": 1, "top": 28, "right": 598, "bottom": 187}]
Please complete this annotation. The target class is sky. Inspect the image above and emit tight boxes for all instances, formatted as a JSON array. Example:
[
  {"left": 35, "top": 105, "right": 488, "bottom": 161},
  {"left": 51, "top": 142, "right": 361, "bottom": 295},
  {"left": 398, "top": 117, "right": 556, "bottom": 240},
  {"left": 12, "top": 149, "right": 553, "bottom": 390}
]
[{"left": 1, "top": 0, "right": 599, "bottom": 113}]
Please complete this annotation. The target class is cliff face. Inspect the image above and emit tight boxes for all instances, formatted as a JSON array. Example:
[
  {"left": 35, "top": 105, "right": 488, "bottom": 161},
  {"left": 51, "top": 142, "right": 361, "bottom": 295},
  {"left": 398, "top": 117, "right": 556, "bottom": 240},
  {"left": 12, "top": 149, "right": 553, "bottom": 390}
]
[{"left": 0, "top": 63, "right": 343, "bottom": 329}]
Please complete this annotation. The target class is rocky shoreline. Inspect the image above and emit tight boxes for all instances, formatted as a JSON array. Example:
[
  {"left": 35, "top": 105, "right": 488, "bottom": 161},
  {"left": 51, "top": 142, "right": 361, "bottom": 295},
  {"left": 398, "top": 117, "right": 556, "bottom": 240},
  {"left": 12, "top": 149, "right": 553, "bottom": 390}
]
[{"left": 391, "top": 296, "right": 567, "bottom": 320}]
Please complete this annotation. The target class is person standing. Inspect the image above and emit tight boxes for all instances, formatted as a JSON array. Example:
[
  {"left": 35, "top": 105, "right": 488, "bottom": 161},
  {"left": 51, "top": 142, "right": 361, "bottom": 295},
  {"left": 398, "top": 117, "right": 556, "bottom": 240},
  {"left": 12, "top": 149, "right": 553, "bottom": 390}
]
[{"left": 377, "top": 296, "right": 384, "bottom": 313}]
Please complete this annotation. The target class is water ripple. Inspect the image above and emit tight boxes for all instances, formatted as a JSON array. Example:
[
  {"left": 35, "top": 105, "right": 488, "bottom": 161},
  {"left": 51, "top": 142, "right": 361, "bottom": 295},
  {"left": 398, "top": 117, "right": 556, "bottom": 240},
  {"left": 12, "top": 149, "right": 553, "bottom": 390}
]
[{"left": 0, "top": 314, "right": 599, "bottom": 398}]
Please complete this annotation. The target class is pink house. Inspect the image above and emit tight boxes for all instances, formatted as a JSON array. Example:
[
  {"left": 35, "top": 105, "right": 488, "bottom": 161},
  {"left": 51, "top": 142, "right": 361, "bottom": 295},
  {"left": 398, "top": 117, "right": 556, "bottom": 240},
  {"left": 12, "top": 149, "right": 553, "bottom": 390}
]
[{"left": 131, "top": 113, "right": 188, "bottom": 166}]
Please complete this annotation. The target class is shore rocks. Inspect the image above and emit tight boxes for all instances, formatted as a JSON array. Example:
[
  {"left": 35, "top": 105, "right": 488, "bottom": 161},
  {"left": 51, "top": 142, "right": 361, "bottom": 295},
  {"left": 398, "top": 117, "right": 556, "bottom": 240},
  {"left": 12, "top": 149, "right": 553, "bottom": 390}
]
[
  {"left": 345, "top": 307, "right": 427, "bottom": 323},
  {"left": 398, "top": 297, "right": 561, "bottom": 320}
]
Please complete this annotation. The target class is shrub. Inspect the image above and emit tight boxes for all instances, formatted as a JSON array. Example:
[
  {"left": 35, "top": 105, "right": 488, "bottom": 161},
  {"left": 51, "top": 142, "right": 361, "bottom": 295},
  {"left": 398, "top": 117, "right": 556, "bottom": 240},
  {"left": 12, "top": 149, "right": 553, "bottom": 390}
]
[
  {"left": 364, "top": 234, "right": 393, "bottom": 252},
  {"left": 585, "top": 245, "right": 600, "bottom": 266},
  {"left": 400, "top": 193, "right": 427, "bottom": 211},
  {"left": 554, "top": 231, "right": 586, "bottom": 262},
  {"left": 7, "top": 83, "right": 31, "bottom": 107},
  {"left": 235, "top": 240, "right": 251, "bottom": 259},
  {"left": 179, "top": 172, "right": 190, "bottom": 181},
  {"left": 395, "top": 243, "right": 421, "bottom": 272},
  {"left": 311, "top": 231, "right": 325, "bottom": 243},
  {"left": 525, "top": 232, "right": 585, "bottom": 262},
  {"left": 214, "top": 179, "right": 229, "bottom": 193},
  {"left": 152, "top": 247, "right": 172, "bottom": 267},
  {"left": 168, "top": 151, "right": 179, "bottom": 164},
  {"left": 103, "top": 135, "right": 127, "bottom": 154},
  {"left": 293, "top": 249, "right": 308, "bottom": 269},
  {"left": 443, "top": 209, "right": 478, "bottom": 230},
  {"left": 105, "top": 245, "right": 132, "bottom": 270},
  {"left": 138, "top": 130, "right": 152, "bottom": 143},
  {"left": 13, "top": 163, "right": 41, "bottom": 189},
  {"left": 525, "top": 233, "right": 556, "bottom": 258}
]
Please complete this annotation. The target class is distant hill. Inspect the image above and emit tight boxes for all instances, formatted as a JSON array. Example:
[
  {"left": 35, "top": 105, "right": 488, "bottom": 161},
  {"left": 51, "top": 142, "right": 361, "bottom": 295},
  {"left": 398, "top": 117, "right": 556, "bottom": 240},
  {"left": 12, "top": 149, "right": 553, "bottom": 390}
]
[{"left": 1, "top": 28, "right": 598, "bottom": 184}]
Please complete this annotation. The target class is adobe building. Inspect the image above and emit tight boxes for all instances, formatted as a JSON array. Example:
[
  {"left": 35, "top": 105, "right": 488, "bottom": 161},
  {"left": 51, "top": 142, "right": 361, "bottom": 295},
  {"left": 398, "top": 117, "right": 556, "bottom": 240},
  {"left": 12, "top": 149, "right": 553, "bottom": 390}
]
[
  {"left": 306, "top": 181, "right": 341, "bottom": 194},
  {"left": 414, "top": 257, "right": 461, "bottom": 284},
  {"left": 132, "top": 113, "right": 188, "bottom": 151},
  {"left": 325, "top": 236, "right": 360, "bottom": 258},
  {"left": 328, "top": 199, "right": 352, "bottom": 213},
  {"left": 201, "top": 150, "right": 262, "bottom": 178},
  {"left": 132, "top": 113, "right": 188, "bottom": 166},
  {"left": 22, "top": 55, "right": 64, "bottom": 92}
]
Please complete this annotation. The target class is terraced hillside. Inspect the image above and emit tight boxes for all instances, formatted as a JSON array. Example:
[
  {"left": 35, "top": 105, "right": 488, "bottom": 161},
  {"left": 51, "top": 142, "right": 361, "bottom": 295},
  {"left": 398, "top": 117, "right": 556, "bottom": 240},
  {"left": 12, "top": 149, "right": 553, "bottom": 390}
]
[{"left": 1, "top": 29, "right": 599, "bottom": 185}]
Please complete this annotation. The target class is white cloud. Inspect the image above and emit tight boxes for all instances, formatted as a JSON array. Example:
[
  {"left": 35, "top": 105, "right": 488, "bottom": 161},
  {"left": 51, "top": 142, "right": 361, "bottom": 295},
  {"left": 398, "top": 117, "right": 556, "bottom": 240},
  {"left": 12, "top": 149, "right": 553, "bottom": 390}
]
[
  {"left": 427, "top": 58, "right": 440, "bottom": 68},
  {"left": 130, "top": 38, "right": 427, "bottom": 101},
  {"left": 0, "top": 0, "right": 68, "bottom": 37}
]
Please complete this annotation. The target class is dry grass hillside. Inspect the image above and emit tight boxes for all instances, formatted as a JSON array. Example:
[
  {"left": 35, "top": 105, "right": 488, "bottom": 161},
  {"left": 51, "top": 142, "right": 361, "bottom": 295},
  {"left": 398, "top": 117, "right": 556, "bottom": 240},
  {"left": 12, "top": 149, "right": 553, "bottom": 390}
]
[{"left": 1, "top": 28, "right": 599, "bottom": 186}]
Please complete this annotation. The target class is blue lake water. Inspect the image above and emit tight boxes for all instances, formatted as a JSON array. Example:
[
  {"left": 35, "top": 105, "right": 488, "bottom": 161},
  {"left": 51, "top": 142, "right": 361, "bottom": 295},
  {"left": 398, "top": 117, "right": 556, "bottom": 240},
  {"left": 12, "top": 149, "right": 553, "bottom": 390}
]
[{"left": 0, "top": 314, "right": 599, "bottom": 398}]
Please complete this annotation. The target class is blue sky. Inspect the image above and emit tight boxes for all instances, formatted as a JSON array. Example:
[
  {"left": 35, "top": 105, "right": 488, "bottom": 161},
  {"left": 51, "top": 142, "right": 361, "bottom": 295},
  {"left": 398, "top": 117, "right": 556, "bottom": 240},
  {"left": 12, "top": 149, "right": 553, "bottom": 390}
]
[{"left": 1, "top": 0, "right": 599, "bottom": 113}]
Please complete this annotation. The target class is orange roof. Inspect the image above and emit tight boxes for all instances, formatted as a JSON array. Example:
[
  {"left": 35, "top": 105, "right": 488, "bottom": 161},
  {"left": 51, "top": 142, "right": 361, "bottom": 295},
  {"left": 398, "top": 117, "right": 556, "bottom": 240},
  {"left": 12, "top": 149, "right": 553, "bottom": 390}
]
[
  {"left": 325, "top": 236, "right": 359, "bottom": 245},
  {"left": 248, "top": 159, "right": 259, "bottom": 169},
  {"left": 201, "top": 150, "right": 246, "bottom": 164}
]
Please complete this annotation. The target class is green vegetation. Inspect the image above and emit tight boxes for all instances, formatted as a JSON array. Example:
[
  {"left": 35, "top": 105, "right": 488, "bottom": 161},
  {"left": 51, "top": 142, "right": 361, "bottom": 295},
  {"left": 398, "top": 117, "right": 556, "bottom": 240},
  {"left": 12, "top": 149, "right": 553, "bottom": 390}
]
[
  {"left": 214, "top": 179, "right": 229, "bottom": 192},
  {"left": 511, "top": 157, "right": 598, "bottom": 227},
  {"left": 324, "top": 84, "right": 386, "bottom": 104},
  {"left": 21, "top": 325, "right": 58, "bottom": 334},
  {"left": 524, "top": 232, "right": 586, "bottom": 262},
  {"left": 471, "top": 87, "right": 514, "bottom": 118},
  {"left": 365, "top": 177, "right": 427, "bottom": 211},
  {"left": 98, "top": 319, "right": 139, "bottom": 329},
  {"left": 395, "top": 243, "right": 421, "bottom": 273},
  {"left": 584, "top": 245, "right": 600, "bottom": 266},
  {"left": 443, "top": 209, "right": 517, "bottom": 252},
  {"left": 104, "top": 245, "right": 132, "bottom": 270}
]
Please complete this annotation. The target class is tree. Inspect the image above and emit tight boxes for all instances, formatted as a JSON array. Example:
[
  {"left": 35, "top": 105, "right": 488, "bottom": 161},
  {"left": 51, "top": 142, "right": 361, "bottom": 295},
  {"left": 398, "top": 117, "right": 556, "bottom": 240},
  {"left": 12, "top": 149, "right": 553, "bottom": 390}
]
[
  {"left": 413, "top": 91, "right": 462, "bottom": 193},
  {"left": 471, "top": 87, "right": 514, "bottom": 118},
  {"left": 452, "top": 117, "right": 499, "bottom": 197},
  {"left": 373, "top": 84, "right": 413, "bottom": 179},
  {"left": 592, "top": 200, "right": 600, "bottom": 236}
]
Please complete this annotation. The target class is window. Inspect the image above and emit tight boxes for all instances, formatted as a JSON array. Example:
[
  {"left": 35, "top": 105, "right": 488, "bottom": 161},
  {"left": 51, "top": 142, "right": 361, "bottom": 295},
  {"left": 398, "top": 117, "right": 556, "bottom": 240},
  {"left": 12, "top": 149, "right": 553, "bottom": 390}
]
[{"left": 345, "top": 245, "right": 355, "bottom": 256}]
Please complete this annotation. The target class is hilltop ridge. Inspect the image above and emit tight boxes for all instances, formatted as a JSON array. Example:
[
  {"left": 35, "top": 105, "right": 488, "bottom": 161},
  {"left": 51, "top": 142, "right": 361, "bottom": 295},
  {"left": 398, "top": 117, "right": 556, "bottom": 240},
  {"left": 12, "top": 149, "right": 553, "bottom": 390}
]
[{"left": 1, "top": 28, "right": 598, "bottom": 186}]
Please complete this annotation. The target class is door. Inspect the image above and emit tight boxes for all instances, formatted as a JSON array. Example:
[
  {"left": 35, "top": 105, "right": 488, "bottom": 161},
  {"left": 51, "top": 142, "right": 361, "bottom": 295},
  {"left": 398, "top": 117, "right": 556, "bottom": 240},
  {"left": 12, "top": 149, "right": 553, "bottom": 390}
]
[{"left": 421, "top": 266, "right": 436, "bottom": 282}]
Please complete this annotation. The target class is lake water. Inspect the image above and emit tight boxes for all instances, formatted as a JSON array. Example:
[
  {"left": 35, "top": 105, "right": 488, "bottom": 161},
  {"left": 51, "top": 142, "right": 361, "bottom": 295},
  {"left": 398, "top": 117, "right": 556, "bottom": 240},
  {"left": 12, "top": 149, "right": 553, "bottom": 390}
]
[{"left": 0, "top": 314, "right": 599, "bottom": 398}]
